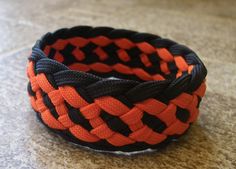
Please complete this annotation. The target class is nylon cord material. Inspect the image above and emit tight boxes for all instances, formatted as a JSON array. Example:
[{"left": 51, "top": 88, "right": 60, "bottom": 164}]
[{"left": 27, "top": 26, "right": 207, "bottom": 154}]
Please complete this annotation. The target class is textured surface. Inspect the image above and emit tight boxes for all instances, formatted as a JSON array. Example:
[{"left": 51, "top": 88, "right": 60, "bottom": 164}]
[{"left": 0, "top": 0, "right": 235, "bottom": 168}]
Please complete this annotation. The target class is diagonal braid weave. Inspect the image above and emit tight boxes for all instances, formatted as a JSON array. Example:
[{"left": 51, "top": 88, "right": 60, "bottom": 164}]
[{"left": 27, "top": 26, "right": 207, "bottom": 154}]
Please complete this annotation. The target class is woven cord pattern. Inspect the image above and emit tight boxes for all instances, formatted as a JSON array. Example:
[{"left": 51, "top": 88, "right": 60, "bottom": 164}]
[{"left": 27, "top": 26, "right": 207, "bottom": 153}]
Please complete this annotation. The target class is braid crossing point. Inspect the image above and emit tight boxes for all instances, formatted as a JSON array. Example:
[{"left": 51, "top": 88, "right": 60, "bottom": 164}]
[{"left": 27, "top": 26, "right": 207, "bottom": 154}]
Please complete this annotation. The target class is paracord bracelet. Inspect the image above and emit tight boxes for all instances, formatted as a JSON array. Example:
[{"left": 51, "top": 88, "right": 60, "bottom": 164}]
[{"left": 27, "top": 26, "right": 207, "bottom": 154}]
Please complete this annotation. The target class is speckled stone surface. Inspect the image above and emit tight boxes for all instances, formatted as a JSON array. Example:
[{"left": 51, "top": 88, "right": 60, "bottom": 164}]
[{"left": 0, "top": 0, "right": 235, "bottom": 168}]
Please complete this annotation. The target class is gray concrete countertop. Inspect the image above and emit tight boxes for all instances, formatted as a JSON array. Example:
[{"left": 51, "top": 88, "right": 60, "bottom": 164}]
[{"left": 0, "top": 0, "right": 235, "bottom": 168}]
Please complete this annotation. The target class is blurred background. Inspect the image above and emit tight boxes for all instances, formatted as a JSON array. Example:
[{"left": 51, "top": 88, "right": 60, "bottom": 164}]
[{"left": 0, "top": 0, "right": 235, "bottom": 169}]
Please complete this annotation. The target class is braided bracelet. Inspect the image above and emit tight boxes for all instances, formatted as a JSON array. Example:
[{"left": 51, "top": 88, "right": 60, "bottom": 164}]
[{"left": 27, "top": 26, "right": 207, "bottom": 154}]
